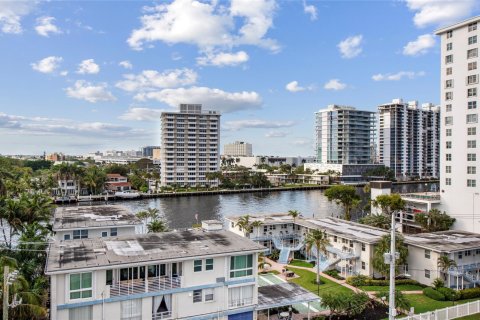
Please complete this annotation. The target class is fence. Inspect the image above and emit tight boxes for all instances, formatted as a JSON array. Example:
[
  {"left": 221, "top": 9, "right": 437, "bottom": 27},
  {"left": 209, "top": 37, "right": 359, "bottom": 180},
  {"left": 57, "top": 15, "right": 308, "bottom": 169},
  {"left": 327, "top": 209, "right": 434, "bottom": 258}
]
[{"left": 401, "top": 300, "right": 480, "bottom": 320}]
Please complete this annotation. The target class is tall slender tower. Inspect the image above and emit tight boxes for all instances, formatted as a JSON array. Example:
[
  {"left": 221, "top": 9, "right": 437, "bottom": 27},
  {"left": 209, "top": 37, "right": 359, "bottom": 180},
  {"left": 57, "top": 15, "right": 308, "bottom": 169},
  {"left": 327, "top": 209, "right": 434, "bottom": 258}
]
[
  {"left": 160, "top": 104, "right": 220, "bottom": 187},
  {"left": 436, "top": 17, "right": 480, "bottom": 232}
]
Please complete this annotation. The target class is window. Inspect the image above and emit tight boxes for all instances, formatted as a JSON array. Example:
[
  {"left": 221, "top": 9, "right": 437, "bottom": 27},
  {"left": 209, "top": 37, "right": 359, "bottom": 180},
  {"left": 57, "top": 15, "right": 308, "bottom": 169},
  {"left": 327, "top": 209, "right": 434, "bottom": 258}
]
[
  {"left": 468, "top": 153, "right": 477, "bottom": 161},
  {"left": 73, "top": 230, "right": 88, "bottom": 239},
  {"left": 468, "top": 140, "right": 477, "bottom": 148},
  {"left": 228, "top": 285, "right": 254, "bottom": 307},
  {"left": 446, "top": 178, "right": 451, "bottom": 186},
  {"left": 468, "top": 88, "right": 477, "bottom": 97},
  {"left": 425, "top": 269, "right": 431, "bottom": 279},
  {"left": 361, "top": 261, "right": 366, "bottom": 270},
  {"left": 204, "top": 288, "right": 214, "bottom": 302},
  {"left": 446, "top": 141, "right": 452, "bottom": 149},
  {"left": 447, "top": 42, "right": 452, "bottom": 50},
  {"left": 468, "top": 127, "right": 477, "bottom": 135},
  {"left": 106, "top": 270, "right": 113, "bottom": 285},
  {"left": 467, "top": 114, "right": 478, "bottom": 123},
  {"left": 230, "top": 254, "right": 253, "bottom": 278},
  {"left": 468, "top": 75, "right": 478, "bottom": 84},
  {"left": 446, "top": 166, "right": 451, "bottom": 173},
  {"left": 205, "top": 258, "right": 214, "bottom": 271},
  {"left": 69, "top": 273, "right": 92, "bottom": 300},
  {"left": 446, "top": 154, "right": 452, "bottom": 161},
  {"left": 466, "top": 250, "right": 472, "bottom": 256},
  {"left": 446, "top": 128, "right": 452, "bottom": 136},
  {"left": 121, "top": 299, "right": 142, "bottom": 320},
  {"left": 459, "top": 252, "right": 463, "bottom": 259},
  {"left": 445, "top": 116, "right": 453, "bottom": 125},
  {"left": 361, "top": 243, "right": 366, "bottom": 251},
  {"left": 445, "top": 92, "right": 453, "bottom": 100},
  {"left": 333, "top": 236, "right": 337, "bottom": 242},
  {"left": 446, "top": 104, "right": 452, "bottom": 112},
  {"left": 425, "top": 250, "right": 431, "bottom": 259},
  {"left": 445, "top": 55, "right": 453, "bottom": 64},
  {"left": 468, "top": 179, "right": 477, "bottom": 187},
  {"left": 194, "top": 260, "right": 202, "bottom": 272},
  {"left": 446, "top": 67, "right": 453, "bottom": 75},
  {"left": 468, "top": 48, "right": 478, "bottom": 59},
  {"left": 64, "top": 234, "right": 71, "bottom": 240},
  {"left": 446, "top": 79, "right": 453, "bottom": 88},
  {"left": 193, "top": 289, "right": 202, "bottom": 303},
  {"left": 469, "top": 36, "right": 478, "bottom": 45},
  {"left": 469, "top": 23, "right": 477, "bottom": 32},
  {"left": 469, "top": 101, "right": 477, "bottom": 109},
  {"left": 101, "top": 231, "right": 108, "bottom": 237},
  {"left": 110, "top": 228, "right": 117, "bottom": 237},
  {"left": 468, "top": 166, "right": 476, "bottom": 174},
  {"left": 69, "top": 306, "right": 93, "bottom": 320},
  {"left": 446, "top": 30, "right": 453, "bottom": 38},
  {"left": 470, "top": 62, "right": 478, "bottom": 71}
]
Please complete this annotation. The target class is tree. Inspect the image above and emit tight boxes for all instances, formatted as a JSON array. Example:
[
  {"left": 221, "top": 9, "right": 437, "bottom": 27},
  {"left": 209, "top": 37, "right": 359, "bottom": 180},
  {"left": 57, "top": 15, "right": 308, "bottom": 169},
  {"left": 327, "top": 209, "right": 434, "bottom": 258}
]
[
  {"left": 359, "top": 214, "right": 390, "bottom": 230},
  {"left": 324, "top": 185, "right": 361, "bottom": 221},
  {"left": 377, "top": 289, "right": 410, "bottom": 314},
  {"left": 438, "top": 255, "right": 457, "bottom": 287},
  {"left": 288, "top": 210, "right": 300, "bottom": 224},
  {"left": 82, "top": 165, "right": 106, "bottom": 195},
  {"left": 137, "top": 208, "right": 160, "bottom": 233},
  {"left": 235, "top": 215, "right": 252, "bottom": 236},
  {"left": 320, "top": 291, "right": 371, "bottom": 317},
  {"left": 372, "top": 234, "right": 408, "bottom": 278},
  {"left": 305, "top": 229, "right": 330, "bottom": 285},
  {"left": 147, "top": 219, "right": 168, "bottom": 233},
  {"left": 415, "top": 209, "right": 456, "bottom": 232},
  {"left": 371, "top": 193, "right": 405, "bottom": 216},
  {"left": 250, "top": 220, "right": 263, "bottom": 238}
]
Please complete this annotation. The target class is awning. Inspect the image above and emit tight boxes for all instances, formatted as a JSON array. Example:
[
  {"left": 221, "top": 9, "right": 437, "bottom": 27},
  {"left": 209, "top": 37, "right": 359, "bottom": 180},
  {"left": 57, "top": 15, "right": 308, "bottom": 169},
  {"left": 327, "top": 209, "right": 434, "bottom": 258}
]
[{"left": 256, "top": 283, "right": 320, "bottom": 311}]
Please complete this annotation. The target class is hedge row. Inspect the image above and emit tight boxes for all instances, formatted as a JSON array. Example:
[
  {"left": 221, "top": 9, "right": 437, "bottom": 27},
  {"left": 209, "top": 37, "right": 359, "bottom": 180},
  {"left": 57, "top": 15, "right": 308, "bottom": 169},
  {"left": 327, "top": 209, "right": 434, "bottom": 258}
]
[
  {"left": 346, "top": 275, "right": 425, "bottom": 287},
  {"left": 459, "top": 287, "right": 480, "bottom": 300},
  {"left": 423, "top": 286, "right": 478, "bottom": 301},
  {"left": 423, "top": 287, "right": 446, "bottom": 301}
]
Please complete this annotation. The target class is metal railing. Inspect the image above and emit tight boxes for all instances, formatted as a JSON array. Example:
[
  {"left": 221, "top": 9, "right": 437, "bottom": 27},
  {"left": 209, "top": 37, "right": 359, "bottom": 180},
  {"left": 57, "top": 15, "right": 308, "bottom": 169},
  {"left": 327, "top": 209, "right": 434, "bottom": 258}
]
[
  {"left": 152, "top": 311, "right": 172, "bottom": 320},
  {"left": 110, "top": 276, "right": 182, "bottom": 297},
  {"left": 401, "top": 299, "right": 480, "bottom": 320},
  {"left": 228, "top": 297, "right": 254, "bottom": 308},
  {"left": 400, "top": 193, "right": 441, "bottom": 201}
]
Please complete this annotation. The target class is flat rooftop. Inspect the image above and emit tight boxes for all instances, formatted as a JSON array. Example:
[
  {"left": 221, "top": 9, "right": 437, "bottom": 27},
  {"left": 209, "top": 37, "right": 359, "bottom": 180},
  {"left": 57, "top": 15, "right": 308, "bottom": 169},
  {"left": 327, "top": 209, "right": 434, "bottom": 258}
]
[
  {"left": 52, "top": 205, "right": 141, "bottom": 231},
  {"left": 45, "top": 229, "right": 265, "bottom": 274},
  {"left": 405, "top": 230, "right": 480, "bottom": 253},
  {"left": 257, "top": 283, "right": 319, "bottom": 310}
]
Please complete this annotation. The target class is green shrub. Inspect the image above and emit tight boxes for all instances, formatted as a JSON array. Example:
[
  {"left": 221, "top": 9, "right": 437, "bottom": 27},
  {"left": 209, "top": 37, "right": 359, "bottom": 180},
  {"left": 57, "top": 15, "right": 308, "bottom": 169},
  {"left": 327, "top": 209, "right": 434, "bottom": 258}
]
[
  {"left": 423, "top": 287, "right": 445, "bottom": 301},
  {"left": 437, "top": 287, "right": 460, "bottom": 301},
  {"left": 459, "top": 287, "right": 480, "bottom": 300},
  {"left": 324, "top": 269, "right": 344, "bottom": 280},
  {"left": 432, "top": 278, "right": 445, "bottom": 289},
  {"left": 346, "top": 275, "right": 425, "bottom": 287},
  {"left": 346, "top": 275, "right": 369, "bottom": 286}
]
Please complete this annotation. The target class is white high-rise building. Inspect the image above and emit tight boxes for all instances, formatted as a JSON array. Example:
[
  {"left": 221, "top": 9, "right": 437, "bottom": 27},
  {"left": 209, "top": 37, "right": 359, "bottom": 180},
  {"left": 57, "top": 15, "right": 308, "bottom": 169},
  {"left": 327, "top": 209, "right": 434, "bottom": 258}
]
[
  {"left": 378, "top": 99, "right": 440, "bottom": 179},
  {"left": 160, "top": 104, "right": 220, "bottom": 187},
  {"left": 223, "top": 141, "right": 253, "bottom": 157},
  {"left": 436, "top": 17, "right": 480, "bottom": 232}
]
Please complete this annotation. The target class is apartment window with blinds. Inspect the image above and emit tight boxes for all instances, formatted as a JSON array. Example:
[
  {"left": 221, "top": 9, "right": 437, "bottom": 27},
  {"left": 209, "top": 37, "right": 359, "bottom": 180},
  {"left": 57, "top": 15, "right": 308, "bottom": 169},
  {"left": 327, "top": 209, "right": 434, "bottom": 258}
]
[
  {"left": 468, "top": 166, "right": 477, "bottom": 174},
  {"left": 467, "top": 114, "right": 478, "bottom": 123},
  {"left": 467, "top": 75, "right": 478, "bottom": 84},
  {"left": 468, "top": 48, "right": 478, "bottom": 59},
  {"left": 447, "top": 67, "right": 453, "bottom": 75},
  {"left": 69, "top": 273, "right": 92, "bottom": 300},
  {"left": 425, "top": 269, "right": 431, "bottom": 279},
  {"left": 446, "top": 178, "right": 451, "bottom": 186},
  {"left": 446, "top": 141, "right": 452, "bottom": 149},
  {"left": 469, "top": 62, "right": 477, "bottom": 71},
  {"left": 446, "top": 154, "right": 452, "bottom": 161},
  {"left": 446, "top": 166, "right": 451, "bottom": 173},
  {"left": 446, "top": 128, "right": 452, "bottom": 136},
  {"left": 445, "top": 116, "right": 453, "bottom": 125},
  {"left": 447, "top": 43, "right": 452, "bottom": 50},
  {"left": 468, "top": 153, "right": 477, "bottom": 161},
  {"left": 425, "top": 250, "right": 431, "bottom": 259},
  {"left": 447, "top": 30, "right": 453, "bottom": 38},
  {"left": 469, "top": 101, "right": 477, "bottom": 109},
  {"left": 121, "top": 299, "right": 142, "bottom": 320},
  {"left": 194, "top": 260, "right": 202, "bottom": 272},
  {"left": 73, "top": 230, "right": 88, "bottom": 239},
  {"left": 469, "top": 23, "right": 477, "bottom": 32},
  {"left": 193, "top": 289, "right": 202, "bottom": 303},
  {"left": 228, "top": 285, "right": 254, "bottom": 307},
  {"left": 468, "top": 140, "right": 477, "bottom": 148},
  {"left": 205, "top": 258, "right": 214, "bottom": 271},
  {"left": 468, "top": 127, "right": 477, "bottom": 135},
  {"left": 468, "top": 180, "right": 477, "bottom": 187},
  {"left": 445, "top": 92, "right": 453, "bottom": 100},
  {"left": 469, "top": 36, "right": 478, "bottom": 45},
  {"left": 446, "top": 79, "right": 453, "bottom": 88},
  {"left": 445, "top": 55, "right": 453, "bottom": 64},
  {"left": 446, "top": 104, "right": 452, "bottom": 112},
  {"left": 230, "top": 254, "right": 253, "bottom": 278},
  {"left": 69, "top": 306, "right": 93, "bottom": 320},
  {"left": 468, "top": 88, "right": 477, "bottom": 97},
  {"left": 204, "top": 288, "right": 214, "bottom": 302}
]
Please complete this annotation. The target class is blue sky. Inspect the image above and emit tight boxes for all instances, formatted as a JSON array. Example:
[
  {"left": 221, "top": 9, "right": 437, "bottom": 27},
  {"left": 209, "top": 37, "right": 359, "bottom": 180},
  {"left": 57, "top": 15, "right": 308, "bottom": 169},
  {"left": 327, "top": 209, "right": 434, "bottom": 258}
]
[{"left": 0, "top": 0, "right": 479, "bottom": 156}]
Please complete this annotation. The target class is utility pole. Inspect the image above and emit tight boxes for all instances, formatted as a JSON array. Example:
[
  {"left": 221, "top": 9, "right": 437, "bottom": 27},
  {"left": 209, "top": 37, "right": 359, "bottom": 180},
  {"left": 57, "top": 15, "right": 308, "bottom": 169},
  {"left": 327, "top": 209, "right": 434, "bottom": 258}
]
[
  {"left": 3, "top": 266, "right": 9, "bottom": 320},
  {"left": 388, "top": 212, "right": 397, "bottom": 320}
]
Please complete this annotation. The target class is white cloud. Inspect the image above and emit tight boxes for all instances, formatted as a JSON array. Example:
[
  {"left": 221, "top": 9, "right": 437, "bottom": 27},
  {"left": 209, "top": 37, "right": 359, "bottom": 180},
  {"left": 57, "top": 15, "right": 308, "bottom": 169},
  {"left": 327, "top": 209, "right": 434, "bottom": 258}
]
[
  {"left": 303, "top": 1, "right": 317, "bottom": 21},
  {"left": 127, "top": 0, "right": 279, "bottom": 52},
  {"left": 0, "top": 112, "right": 147, "bottom": 138},
  {"left": 0, "top": 1, "right": 35, "bottom": 34},
  {"left": 77, "top": 59, "right": 100, "bottom": 74},
  {"left": 405, "top": 0, "right": 476, "bottom": 28},
  {"left": 224, "top": 119, "right": 295, "bottom": 131},
  {"left": 116, "top": 68, "right": 198, "bottom": 92},
  {"left": 119, "top": 107, "right": 168, "bottom": 121},
  {"left": 135, "top": 86, "right": 262, "bottom": 114},
  {"left": 197, "top": 51, "right": 249, "bottom": 67},
  {"left": 338, "top": 35, "right": 363, "bottom": 59},
  {"left": 60, "top": 70, "right": 68, "bottom": 76},
  {"left": 285, "top": 81, "right": 307, "bottom": 92},
  {"left": 35, "top": 16, "right": 61, "bottom": 37},
  {"left": 324, "top": 79, "right": 346, "bottom": 91},
  {"left": 265, "top": 130, "right": 288, "bottom": 138},
  {"left": 119, "top": 60, "right": 133, "bottom": 69},
  {"left": 65, "top": 80, "right": 116, "bottom": 103},
  {"left": 403, "top": 34, "right": 436, "bottom": 56},
  {"left": 31, "top": 56, "right": 63, "bottom": 74},
  {"left": 372, "top": 71, "right": 426, "bottom": 81}
]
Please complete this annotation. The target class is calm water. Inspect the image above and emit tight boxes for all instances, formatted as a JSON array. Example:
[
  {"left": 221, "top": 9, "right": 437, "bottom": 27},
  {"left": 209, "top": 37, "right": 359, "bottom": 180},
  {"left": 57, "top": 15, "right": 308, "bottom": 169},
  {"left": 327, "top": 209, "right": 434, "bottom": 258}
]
[{"left": 114, "top": 183, "right": 437, "bottom": 229}]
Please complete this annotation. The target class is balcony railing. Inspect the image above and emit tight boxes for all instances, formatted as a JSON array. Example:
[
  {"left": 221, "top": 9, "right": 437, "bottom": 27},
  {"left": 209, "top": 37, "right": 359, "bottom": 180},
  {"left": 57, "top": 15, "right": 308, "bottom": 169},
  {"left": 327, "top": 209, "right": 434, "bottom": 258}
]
[
  {"left": 110, "top": 276, "right": 182, "bottom": 297},
  {"left": 152, "top": 311, "right": 172, "bottom": 320},
  {"left": 229, "top": 297, "right": 254, "bottom": 308},
  {"left": 400, "top": 193, "right": 441, "bottom": 201}
]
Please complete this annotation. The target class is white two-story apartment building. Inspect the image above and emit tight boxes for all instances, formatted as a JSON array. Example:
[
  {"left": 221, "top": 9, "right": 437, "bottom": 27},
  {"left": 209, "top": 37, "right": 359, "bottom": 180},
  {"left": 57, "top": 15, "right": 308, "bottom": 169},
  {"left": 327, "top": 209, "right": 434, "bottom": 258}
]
[
  {"left": 52, "top": 205, "right": 142, "bottom": 241},
  {"left": 45, "top": 225, "right": 265, "bottom": 320}
]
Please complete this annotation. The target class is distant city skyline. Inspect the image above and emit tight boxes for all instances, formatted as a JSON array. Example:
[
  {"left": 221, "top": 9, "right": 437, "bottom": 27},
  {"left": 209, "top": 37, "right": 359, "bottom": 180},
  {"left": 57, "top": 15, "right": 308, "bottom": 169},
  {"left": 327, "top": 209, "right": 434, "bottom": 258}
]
[{"left": 0, "top": 0, "right": 479, "bottom": 155}]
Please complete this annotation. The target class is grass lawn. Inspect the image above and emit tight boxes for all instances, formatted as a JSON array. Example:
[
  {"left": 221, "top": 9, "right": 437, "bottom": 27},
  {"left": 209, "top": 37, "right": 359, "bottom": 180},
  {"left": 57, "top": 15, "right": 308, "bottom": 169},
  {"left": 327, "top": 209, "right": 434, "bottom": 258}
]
[
  {"left": 456, "top": 314, "right": 480, "bottom": 320},
  {"left": 286, "top": 266, "right": 353, "bottom": 295},
  {"left": 259, "top": 270, "right": 280, "bottom": 275},
  {"left": 360, "top": 284, "right": 424, "bottom": 291},
  {"left": 289, "top": 259, "right": 314, "bottom": 268},
  {"left": 405, "top": 294, "right": 480, "bottom": 314}
]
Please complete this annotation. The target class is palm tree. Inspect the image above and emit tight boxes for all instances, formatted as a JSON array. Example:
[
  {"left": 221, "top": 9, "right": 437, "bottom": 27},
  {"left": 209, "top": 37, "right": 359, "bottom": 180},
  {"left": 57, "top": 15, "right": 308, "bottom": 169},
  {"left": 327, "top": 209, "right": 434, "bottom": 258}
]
[
  {"left": 147, "top": 219, "right": 168, "bottom": 233},
  {"left": 235, "top": 215, "right": 252, "bottom": 236},
  {"left": 304, "top": 229, "right": 330, "bottom": 284},
  {"left": 372, "top": 234, "right": 408, "bottom": 278},
  {"left": 288, "top": 210, "right": 300, "bottom": 224},
  {"left": 137, "top": 208, "right": 160, "bottom": 233},
  {"left": 250, "top": 220, "right": 263, "bottom": 239},
  {"left": 438, "top": 255, "right": 457, "bottom": 288}
]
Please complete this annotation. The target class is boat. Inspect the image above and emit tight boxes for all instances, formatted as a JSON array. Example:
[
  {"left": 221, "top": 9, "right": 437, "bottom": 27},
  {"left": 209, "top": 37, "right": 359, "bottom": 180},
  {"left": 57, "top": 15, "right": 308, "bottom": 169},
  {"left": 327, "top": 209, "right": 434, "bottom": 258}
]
[{"left": 114, "top": 190, "right": 141, "bottom": 199}]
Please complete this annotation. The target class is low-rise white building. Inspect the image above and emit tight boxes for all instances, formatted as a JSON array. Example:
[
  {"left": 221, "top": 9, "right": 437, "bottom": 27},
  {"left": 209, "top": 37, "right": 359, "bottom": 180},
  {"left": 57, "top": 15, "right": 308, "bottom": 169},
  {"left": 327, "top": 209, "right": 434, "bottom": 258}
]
[{"left": 52, "top": 205, "right": 142, "bottom": 241}]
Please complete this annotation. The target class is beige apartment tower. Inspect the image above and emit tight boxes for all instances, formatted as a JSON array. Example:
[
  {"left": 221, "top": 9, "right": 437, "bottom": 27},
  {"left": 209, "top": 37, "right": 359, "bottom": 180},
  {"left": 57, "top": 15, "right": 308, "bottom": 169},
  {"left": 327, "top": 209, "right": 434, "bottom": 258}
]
[{"left": 223, "top": 141, "right": 253, "bottom": 157}]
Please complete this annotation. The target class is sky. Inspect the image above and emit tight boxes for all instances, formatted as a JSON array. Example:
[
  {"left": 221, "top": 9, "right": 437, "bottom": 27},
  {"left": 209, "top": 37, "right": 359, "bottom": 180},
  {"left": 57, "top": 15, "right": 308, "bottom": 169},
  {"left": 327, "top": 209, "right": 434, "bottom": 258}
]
[{"left": 0, "top": 0, "right": 479, "bottom": 156}]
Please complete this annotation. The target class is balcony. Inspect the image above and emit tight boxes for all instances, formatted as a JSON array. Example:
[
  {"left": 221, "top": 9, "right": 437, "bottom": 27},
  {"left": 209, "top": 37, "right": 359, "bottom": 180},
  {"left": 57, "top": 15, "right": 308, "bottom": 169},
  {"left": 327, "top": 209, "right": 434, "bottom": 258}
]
[
  {"left": 152, "top": 311, "right": 172, "bottom": 320},
  {"left": 109, "top": 276, "right": 182, "bottom": 297},
  {"left": 229, "top": 297, "right": 254, "bottom": 308}
]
